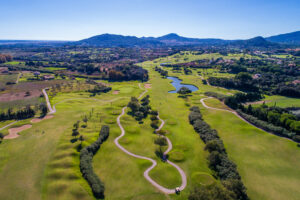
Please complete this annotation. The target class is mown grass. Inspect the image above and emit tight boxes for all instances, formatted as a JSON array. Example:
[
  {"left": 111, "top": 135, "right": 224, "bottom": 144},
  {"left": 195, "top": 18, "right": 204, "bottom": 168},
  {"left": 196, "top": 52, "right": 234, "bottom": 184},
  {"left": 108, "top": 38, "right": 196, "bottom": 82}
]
[
  {"left": 140, "top": 61, "right": 215, "bottom": 200},
  {"left": 155, "top": 51, "right": 261, "bottom": 65},
  {"left": 1, "top": 51, "right": 299, "bottom": 200},
  {"left": 141, "top": 54, "right": 300, "bottom": 200},
  {"left": 198, "top": 98, "right": 300, "bottom": 200},
  {"left": 252, "top": 95, "right": 300, "bottom": 108}
]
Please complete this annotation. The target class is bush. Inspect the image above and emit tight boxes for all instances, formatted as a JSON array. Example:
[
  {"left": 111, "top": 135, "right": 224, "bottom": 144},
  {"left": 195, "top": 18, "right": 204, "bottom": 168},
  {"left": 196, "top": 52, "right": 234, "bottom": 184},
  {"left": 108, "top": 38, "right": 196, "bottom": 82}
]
[
  {"left": 189, "top": 106, "right": 248, "bottom": 200},
  {"left": 80, "top": 125, "right": 109, "bottom": 199},
  {"left": 204, "top": 92, "right": 227, "bottom": 101},
  {"left": 189, "top": 184, "right": 235, "bottom": 200},
  {"left": 151, "top": 120, "right": 159, "bottom": 129},
  {"left": 236, "top": 110, "right": 296, "bottom": 140}
]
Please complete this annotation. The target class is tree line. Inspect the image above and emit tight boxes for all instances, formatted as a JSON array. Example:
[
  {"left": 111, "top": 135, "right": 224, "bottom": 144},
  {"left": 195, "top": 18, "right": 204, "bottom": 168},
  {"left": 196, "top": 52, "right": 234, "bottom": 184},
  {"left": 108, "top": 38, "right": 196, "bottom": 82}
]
[
  {"left": 0, "top": 54, "right": 13, "bottom": 63},
  {"left": 154, "top": 66, "right": 168, "bottom": 78},
  {"left": 236, "top": 104, "right": 300, "bottom": 143},
  {"left": 205, "top": 91, "right": 300, "bottom": 143},
  {"left": 87, "top": 84, "right": 112, "bottom": 96},
  {"left": 80, "top": 125, "right": 109, "bottom": 199},
  {"left": 108, "top": 65, "right": 149, "bottom": 82},
  {"left": 0, "top": 106, "right": 35, "bottom": 121},
  {"left": 208, "top": 72, "right": 258, "bottom": 92},
  {"left": 188, "top": 106, "right": 249, "bottom": 200}
]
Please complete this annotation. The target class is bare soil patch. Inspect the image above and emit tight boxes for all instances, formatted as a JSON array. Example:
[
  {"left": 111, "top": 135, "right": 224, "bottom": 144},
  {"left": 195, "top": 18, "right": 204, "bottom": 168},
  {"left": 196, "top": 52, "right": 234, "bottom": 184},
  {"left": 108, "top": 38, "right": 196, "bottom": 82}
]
[
  {"left": 144, "top": 83, "right": 152, "bottom": 89},
  {"left": 113, "top": 90, "right": 120, "bottom": 94},
  {"left": 4, "top": 124, "right": 32, "bottom": 139},
  {"left": 31, "top": 115, "right": 54, "bottom": 123},
  {"left": 0, "top": 90, "right": 42, "bottom": 101}
]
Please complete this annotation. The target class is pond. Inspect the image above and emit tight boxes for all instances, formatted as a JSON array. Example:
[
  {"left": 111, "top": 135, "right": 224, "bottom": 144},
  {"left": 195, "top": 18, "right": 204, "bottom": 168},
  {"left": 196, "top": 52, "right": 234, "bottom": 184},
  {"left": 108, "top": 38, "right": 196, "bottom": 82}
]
[{"left": 167, "top": 76, "right": 199, "bottom": 93}]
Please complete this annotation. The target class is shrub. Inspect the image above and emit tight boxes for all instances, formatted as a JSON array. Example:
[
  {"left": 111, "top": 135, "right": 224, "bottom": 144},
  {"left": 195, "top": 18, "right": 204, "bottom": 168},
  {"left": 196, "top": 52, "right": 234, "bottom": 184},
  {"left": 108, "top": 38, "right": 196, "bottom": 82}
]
[
  {"left": 189, "top": 106, "right": 248, "bottom": 200},
  {"left": 236, "top": 110, "right": 296, "bottom": 140},
  {"left": 80, "top": 125, "right": 109, "bottom": 199},
  {"left": 204, "top": 92, "right": 228, "bottom": 101}
]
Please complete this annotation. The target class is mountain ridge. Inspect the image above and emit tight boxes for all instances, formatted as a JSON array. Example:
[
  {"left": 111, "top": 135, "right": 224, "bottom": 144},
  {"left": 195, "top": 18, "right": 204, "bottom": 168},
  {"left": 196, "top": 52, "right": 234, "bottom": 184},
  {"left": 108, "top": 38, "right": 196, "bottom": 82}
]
[{"left": 1, "top": 31, "right": 299, "bottom": 47}]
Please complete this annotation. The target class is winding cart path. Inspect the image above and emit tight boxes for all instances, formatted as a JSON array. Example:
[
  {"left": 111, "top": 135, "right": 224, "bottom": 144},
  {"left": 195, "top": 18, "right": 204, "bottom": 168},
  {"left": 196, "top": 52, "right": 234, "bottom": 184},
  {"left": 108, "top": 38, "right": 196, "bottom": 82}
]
[{"left": 114, "top": 84, "right": 187, "bottom": 194}]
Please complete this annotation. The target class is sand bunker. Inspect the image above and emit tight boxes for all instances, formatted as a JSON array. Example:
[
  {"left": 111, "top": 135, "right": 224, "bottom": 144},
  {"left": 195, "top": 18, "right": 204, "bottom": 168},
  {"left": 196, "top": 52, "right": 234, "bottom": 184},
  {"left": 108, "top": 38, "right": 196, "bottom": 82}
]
[
  {"left": 144, "top": 83, "right": 152, "bottom": 89},
  {"left": 31, "top": 115, "right": 54, "bottom": 123},
  {"left": 4, "top": 124, "right": 32, "bottom": 139},
  {"left": 113, "top": 90, "right": 120, "bottom": 94}
]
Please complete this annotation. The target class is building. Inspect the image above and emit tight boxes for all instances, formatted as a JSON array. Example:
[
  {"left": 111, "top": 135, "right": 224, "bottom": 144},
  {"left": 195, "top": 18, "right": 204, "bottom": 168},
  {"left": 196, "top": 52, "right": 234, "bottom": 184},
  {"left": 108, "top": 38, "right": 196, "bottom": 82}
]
[{"left": 42, "top": 75, "right": 55, "bottom": 80}]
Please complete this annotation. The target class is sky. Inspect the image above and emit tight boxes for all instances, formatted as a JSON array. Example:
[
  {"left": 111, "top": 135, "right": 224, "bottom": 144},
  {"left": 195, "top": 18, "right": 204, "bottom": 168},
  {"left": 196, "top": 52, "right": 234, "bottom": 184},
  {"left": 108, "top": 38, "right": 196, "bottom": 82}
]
[{"left": 0, "top": 0, "right": 299, "bottom": 41}]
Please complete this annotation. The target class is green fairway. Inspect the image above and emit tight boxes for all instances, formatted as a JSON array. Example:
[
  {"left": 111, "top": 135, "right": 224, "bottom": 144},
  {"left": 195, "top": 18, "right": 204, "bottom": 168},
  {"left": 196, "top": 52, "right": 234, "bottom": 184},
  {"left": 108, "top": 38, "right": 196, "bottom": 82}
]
[
  {"left": 252, "top": 95, "right": 300, "bottom": 108},
  {"left": 0, "top": 51, "right": 299, "bottom": 200},
  {"left": 199, "top": 98, "right": 300, "bottom": 200}
]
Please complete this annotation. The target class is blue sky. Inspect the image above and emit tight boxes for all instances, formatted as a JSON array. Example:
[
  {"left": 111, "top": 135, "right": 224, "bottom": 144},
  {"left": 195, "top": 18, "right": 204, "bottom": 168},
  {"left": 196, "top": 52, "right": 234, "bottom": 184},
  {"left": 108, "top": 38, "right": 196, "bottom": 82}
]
[{"left": 0, "top": 0, "right": 299, "bottom": 40}]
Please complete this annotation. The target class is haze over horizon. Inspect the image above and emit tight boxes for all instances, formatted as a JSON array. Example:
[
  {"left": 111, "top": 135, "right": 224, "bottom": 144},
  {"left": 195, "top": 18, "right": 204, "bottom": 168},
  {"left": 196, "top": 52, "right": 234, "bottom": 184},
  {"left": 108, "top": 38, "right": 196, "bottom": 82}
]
[{"left": 0, "top": 0, "right": 299, "bottom": 40}]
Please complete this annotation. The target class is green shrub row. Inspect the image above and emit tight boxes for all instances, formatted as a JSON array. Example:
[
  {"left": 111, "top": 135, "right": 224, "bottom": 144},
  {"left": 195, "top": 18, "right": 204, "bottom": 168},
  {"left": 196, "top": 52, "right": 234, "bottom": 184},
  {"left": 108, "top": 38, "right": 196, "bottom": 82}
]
[
  {"left": 236, "top": 110, "right": 299, "bottom": 142},
  {"left": 189, "top": 106, "right": 249, "bottom": 200},
  {"left": 80, "top": 125, "right": 109, "bottom": 199},
  {"left": 204, "top": 92, "right": 228, "bottom": 101}
]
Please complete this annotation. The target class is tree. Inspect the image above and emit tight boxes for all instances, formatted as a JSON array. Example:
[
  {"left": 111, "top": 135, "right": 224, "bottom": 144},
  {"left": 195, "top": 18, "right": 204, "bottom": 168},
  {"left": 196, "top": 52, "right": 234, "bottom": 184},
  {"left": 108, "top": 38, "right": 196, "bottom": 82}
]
[
  {"left": 72, "top": 129, "right": 80, "bottom": 139},
  {"left": 188, "top": 184, "right": 235, "bottom": 200},
  {"left": 178, "top": 87, "right": 192, "bottom": 95},
  {"left": 39, "top": 103, "right": 48, "bottom": 117},
  {"left": 73, "top": 120, "right": 80, "bottom": 129},
  {"left": 79, "top": 135, "right": 84, "bottom": 145},
  {"left": 222, "top": 179, "right": 249, "bottom": 200},
  {"left": 127, "top": 97, "right": 140, "bottom": 113},
  {"left": 154, "top": 136, "right": 167, "bottom": 159},
  {"left": 0, "top": 133, "right": 4, "bottom": 143},
  {"left": 83, "top": 115, "right": 88, "bottom": 124}
]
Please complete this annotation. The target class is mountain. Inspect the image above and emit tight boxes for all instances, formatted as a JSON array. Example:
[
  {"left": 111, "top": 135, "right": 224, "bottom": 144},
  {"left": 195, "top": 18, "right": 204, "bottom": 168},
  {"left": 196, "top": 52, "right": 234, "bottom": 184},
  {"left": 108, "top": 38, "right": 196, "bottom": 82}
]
[
  {"left": 3, "top": 31, "right": 298, "bottom": 48},
  {"left": 76, "top": 34, "right": 162, "bottom": 47},
  {"left": 230, "top": 36, "right": 279, "bottom": 48},
  {"left": 155, "top": 33, "right": 229, "bottom": 45},
  {"left": 265, "top": 31, "right": 300, "bottom": 45}
]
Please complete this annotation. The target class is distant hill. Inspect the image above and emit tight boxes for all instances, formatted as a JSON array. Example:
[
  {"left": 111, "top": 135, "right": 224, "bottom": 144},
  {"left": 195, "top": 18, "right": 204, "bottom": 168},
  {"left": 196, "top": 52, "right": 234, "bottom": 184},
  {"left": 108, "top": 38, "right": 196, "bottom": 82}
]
[
  {"left": 265, "top": 31, "right": 300, "bottom": 45},
  {"left": 154, "top": 33, "right": 229, "bottom": 45},
  {"left": 76, "top": 34, "right": 162, "bottom": 47},
  {"left": 2, "top": 31, "right": 299, "bottom": 48},
  {"left": 230, "top": 36, "right": 279, "bottom": 48}
]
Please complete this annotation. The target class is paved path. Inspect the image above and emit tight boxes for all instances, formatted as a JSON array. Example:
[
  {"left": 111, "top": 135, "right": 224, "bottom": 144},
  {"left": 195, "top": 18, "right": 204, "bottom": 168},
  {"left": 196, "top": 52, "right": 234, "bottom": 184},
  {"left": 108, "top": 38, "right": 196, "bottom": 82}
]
[
  {"left": 43, "top": 88, "right": 56, "bottom": 114},
  {"left": 0, "top": 121, "right": 19, "bottom": 131},
  {"left": 114, "top": 83, "right": 187, "bottom": 194},
  {"left": 1, "top": 89, "right": 127, "bottom": 138},
  {"left": 15, "top": 73, "right": 21, "bottom": 84},
  {"left": 200, "top": 97, "right": 296, "bottom": 143}
]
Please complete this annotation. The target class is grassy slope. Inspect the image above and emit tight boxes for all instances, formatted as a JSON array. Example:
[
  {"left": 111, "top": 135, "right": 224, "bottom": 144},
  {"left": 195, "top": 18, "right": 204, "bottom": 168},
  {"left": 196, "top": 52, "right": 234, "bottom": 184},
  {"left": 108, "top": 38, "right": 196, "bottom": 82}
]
[
  {"left": 253, "top": 95, "right": 300, "bottom": 108},
  {"left": 143, "top": 53, "right": 300, "bottom": 200},
  {"left": 200, "top": 98, "right": 300, "bottom": 200},
  {"left": 140, "top": 61, "right": 214, "bottom": 200}
]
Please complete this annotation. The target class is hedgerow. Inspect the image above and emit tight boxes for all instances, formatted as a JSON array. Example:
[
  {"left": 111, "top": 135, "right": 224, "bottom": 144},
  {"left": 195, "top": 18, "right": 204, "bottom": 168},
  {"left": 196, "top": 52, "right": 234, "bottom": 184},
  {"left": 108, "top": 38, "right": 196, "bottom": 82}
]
[
  {"left": 80, "top": 125, "right": 109, "bottom": 199},
  {"left": 189, "top": 106, "right": 248, "bottom": 200}
]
